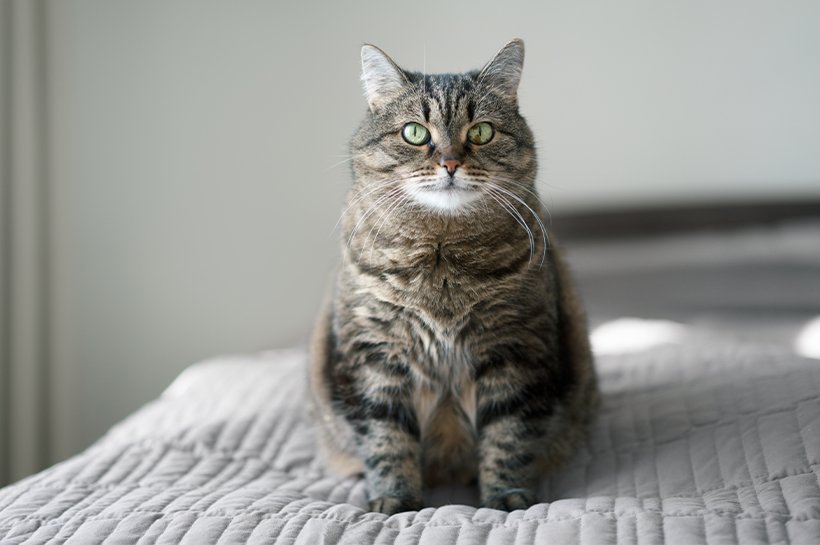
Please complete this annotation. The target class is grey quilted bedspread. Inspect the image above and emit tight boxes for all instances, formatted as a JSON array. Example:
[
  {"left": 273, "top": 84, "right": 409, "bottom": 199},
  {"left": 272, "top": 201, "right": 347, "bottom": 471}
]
[{"left": 1, "top": 328, "right": 819, "bottom": 544}]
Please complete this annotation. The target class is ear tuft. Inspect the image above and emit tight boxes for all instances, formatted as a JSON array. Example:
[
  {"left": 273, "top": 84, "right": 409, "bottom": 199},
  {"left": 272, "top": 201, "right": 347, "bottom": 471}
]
[
  {"left": 361, "top": 44, "right": 408, "bottom": 112},
  {"left": 478, "top": 39, "right": 525, "bottom": 102}
]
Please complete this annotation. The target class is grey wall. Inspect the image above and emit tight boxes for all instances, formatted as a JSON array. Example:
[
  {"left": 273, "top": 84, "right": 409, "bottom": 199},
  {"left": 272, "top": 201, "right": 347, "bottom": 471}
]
[{"left": 4, "top": 0, "right": 820, "bottom": 480}]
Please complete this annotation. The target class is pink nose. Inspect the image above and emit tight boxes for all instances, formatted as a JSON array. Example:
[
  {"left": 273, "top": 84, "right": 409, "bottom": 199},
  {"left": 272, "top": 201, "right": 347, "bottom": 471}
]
[{"left": 441, "top": 158, "right": 461, "bottom": 176}]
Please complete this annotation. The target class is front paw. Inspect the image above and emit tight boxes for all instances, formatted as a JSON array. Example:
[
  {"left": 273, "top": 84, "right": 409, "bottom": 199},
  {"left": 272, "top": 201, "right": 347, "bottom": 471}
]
[
  {"left": 481, "top": 489, "right": 536, "bottom": 511},
  {"left": 369, "top": 495, "right": 423, "bottom": 515}
]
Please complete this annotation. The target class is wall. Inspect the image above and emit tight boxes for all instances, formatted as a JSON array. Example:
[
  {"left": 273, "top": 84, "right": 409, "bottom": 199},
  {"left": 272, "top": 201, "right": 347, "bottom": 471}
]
[
  {"left": 2, "top": 0, "right": 819, "bottom": 483},
  {"left": 1, "top": 0, "right": 50, "bottom": 486}
]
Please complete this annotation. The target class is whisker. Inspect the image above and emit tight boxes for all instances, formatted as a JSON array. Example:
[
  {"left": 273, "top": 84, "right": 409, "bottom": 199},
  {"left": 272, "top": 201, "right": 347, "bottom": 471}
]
[
  {"left": 497, "top": 178, "right": 554, "bottom": 229},
  {"left": 331, "top": 179, "right": 399, "bottom": 236},
  {"left": 478, "top": 193, "right": 493, "bottom": 216},
  {"left": 422, "top": 43, "right": 427, "bottom": 95},
  {"left": 323, "top": 156, "right": 354, "bottom": 172},
  {"left": 366, "top": 192, "right": 413, "bottom": 261},
  {"left": 484, "top": 187, "right": 534, "bottom": 263},
  {"left": 362, "top": 190, "right": 404, "bottom": 252},
  {"left": 346, "top": 195, "right": 393, "bottom": 250},
  {"left": 487, "top": 182, "right": 549, "bottom": 243},
  {"left": 348, "top": 188, "right": 399, "bottom": 242},
  {"left": 486, "top": 183, "right": 549, "bottom": 267},
  {"left": 336, "top": 172, "right": 433, "bottom": 237},
  {"left": 346, "top": 187, "right": 405, "bottom": 250}
]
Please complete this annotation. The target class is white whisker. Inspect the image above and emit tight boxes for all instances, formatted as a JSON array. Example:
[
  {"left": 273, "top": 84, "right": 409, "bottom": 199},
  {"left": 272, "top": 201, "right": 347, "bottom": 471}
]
[
  {"left": 345, "top": 186, "right": 404, "bottom": 249},
  {"left": 484, "top": 187, "right": 535, "bottom": 263},
  {"left": 485, "top": 182, "right": 549, "bottom": 267},
  {"left": 498, "top": 178, "right": 554, "bottom": 229},
  {"left": 331, "top": 178, "right": 399, "bottom": 236},
  {"left": 366, "top": 192, "right": 413, "bottom": 261},
  {"left": 323, "top": 156, "right": 354, "bottom": 172},
  {"left": 422, "top": 44, "right": 427, "bottom": 94}
]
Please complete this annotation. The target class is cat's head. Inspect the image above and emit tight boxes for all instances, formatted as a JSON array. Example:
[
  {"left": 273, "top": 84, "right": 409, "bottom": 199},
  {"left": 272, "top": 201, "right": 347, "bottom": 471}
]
[{"left": 350, "top": 39, "right": 537, "bottom": 215}]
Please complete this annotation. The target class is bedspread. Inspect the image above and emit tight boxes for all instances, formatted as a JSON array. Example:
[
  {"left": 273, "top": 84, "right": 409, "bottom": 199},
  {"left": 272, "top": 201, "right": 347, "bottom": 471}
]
[{"left": 1, "top": 322, "right": 819, "bottom": 544}]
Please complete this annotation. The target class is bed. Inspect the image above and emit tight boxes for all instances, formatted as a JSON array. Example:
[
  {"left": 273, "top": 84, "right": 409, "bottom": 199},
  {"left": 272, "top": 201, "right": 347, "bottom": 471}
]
[{"left": 1, "top": 218, "right": 819, "bottom": 545}]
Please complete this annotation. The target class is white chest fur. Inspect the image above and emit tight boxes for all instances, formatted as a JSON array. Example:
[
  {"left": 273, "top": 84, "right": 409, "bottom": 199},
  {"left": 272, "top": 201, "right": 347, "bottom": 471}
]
[{"left": 411, "top": 333, "right": 477, "bottom": 437}]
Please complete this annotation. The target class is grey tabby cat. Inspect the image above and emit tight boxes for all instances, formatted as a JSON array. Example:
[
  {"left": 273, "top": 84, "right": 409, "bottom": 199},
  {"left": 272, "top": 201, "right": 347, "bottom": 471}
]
[{"left": 310, "top": 39, "right": 598, "bottom": 515}]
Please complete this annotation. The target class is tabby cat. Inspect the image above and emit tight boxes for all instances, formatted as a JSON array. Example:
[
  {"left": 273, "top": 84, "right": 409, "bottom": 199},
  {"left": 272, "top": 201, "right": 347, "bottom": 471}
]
[{"left": 309, "top": 39, "right": 598, "bottom": 515}]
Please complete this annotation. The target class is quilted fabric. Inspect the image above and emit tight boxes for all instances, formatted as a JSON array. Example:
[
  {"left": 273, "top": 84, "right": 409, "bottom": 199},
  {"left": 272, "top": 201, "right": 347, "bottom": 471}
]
[{"left": 1, "top": 330, "right": 819, "bottom": 544}]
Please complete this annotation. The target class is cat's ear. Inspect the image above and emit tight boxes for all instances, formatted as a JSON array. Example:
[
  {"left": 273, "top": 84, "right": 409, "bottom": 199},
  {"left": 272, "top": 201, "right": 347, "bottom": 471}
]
[
  {"left": 361, "top": 44, "right": 409, "bottom": 113},
  {"left": 478, "top": 39, "right": 525, "bottom": 102}
]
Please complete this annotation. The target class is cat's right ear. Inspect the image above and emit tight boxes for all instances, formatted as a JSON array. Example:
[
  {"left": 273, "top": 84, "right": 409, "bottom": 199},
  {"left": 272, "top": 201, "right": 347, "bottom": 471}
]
[{"left": 361, "top": 44, "right": 408, "bottom": 113}]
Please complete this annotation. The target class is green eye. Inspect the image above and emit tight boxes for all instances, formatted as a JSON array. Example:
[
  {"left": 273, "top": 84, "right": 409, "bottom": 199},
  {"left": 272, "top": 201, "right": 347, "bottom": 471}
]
[
  {"left": 467, "top": 122, "right": 494, "bottom": 145},
  {"left": 402, "top": 122, "right": 430, "bottom": 146}
]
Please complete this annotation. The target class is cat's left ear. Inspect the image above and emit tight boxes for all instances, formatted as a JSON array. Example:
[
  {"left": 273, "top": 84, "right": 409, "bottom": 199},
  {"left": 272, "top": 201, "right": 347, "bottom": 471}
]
[
  {"left": 478, "top": 39, "right": 525, "bottom": 102},
  {"left": 361, "top": 44, "right": 409, "bottom": 113}
]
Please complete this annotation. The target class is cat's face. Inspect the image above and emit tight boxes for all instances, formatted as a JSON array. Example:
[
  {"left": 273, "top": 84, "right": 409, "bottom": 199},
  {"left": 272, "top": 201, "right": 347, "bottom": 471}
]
[{"left": 350, "top": 40, "right": 536, "bottom": 215}]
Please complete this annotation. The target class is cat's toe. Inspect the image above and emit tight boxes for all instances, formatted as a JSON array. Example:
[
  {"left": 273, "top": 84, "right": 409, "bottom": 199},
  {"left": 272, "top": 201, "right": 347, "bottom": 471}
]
[
  {"left": 368, "top": 496, "right": 423, "bottom": 515},
  {"left": 481, "top": 490, "right": 536, "bottom": 511}
]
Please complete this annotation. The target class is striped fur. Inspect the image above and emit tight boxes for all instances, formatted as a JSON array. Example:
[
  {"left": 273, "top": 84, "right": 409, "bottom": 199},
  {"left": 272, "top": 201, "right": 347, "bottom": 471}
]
[{"left": 309, "top": 39, "right": 598, "bottom": 514}]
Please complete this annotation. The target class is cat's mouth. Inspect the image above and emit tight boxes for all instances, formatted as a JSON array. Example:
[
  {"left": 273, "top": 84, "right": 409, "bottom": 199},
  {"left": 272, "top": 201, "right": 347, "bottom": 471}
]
[
  {"left": 436, "top": 180, "right": 471, "bottom": 192},
  {"left": 406, "top": 178, "right": 481, "bottom": 213}
]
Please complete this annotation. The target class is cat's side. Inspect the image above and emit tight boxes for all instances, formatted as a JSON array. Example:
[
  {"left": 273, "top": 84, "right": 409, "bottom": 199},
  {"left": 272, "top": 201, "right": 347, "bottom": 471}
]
[{"left": 309, "top": 39, "right": 598, "bottom": 515}]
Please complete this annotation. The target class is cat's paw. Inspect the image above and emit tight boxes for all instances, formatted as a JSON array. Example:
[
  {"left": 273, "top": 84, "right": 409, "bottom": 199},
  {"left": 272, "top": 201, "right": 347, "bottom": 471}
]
[
  {"left": 368, "top": 495, "right": 423, "bottom": 515},
  {"left": 481, "top": 489, "right": 536, "bottom": 511}
]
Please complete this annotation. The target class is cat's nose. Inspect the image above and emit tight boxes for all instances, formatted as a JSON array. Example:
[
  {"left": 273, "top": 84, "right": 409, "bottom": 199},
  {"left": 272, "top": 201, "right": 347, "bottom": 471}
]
[{"left": 440, "top": 158, "right": 461, "bottom": 177}]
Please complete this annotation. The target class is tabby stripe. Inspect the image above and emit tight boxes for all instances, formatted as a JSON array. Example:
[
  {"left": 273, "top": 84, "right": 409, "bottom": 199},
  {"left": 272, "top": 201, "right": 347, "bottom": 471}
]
[
  {"left": 474, "top": 343, "right": 543, "bottom": 379},
  {"left": 364, "top": 359, "right": 410, "bottom": 378},
  {"left": 351, "top": 340, "right": 388, "bottom": 352},
  {"left": 467, "top": 99, "right": 476, "bottom": 122},
  {"left": 494, "top": 451, "right": 535, "bottom": 470},
  {"left": 366, "top": 383, "right": 411, "bottom": 398},
  {"left": 494, "top": 128, "right": 527, "bottom": 144},
  {"left": 350, "top": 257, "right": 405, "bottom": 279},
  {"left": 362, "top": 400, "right": 420, "bottom": 437},
  {"left": 477, "top": 381, "right": 553, "bottom": 428},
  {"left": 358, "top": 129, "right": 398, "bottom": 149},
  {"left": 432, "top": 93, "right": 446, "bottom": 125},
  {"left": 367, "top": 315, "right": 391, "bottom": 328},
  {"left": 370, "top": 163, "right": 400, "bottom": 174},
  {"left": 476, "top": 247, "right": 533, "bottom": 280},
  {"left": 442, "top": 90, "right": 453, "bottom": 126},
  {"left": 364, "top": 451, "right": 413, "bottom": 469}
]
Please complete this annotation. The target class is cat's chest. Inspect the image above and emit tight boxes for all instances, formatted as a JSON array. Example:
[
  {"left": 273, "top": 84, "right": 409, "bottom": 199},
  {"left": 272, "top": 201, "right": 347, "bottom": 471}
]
[
  {"left": 390, "top": 238, "right": 477, "bottom": 289},
  {"left": 410, "top": 334, "right": 477, "bottom": 435},
  {"left": 359, "top": 233, "right": 506, "bottom": 334},
  {"left": 394, "top": 238, "right": 458, "bottom": 270}
]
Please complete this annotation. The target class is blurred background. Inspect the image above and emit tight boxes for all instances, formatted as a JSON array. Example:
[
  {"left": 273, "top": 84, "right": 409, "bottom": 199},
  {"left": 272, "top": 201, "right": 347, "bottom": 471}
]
[{"left": 1, "top": 0, "right": 819, "bottom": 486}]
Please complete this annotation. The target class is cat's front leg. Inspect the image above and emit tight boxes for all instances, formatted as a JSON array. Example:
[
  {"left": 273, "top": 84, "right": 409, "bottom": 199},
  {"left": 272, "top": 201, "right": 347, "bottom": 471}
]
[
  {"left": 341, "top": 358, "right": 423, "bottom": 515},
  {"left": 359, "top": 418, "right": 423, "bottom": 515},
  {"left": 475, "top": 354, "right": 552, "bottom": 510},
  {"left": 476, "top": 418, "right": 540, "bottom": 510}
]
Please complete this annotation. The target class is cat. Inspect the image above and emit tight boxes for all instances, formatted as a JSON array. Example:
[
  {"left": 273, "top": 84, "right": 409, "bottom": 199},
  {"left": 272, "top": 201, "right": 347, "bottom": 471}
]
[{"left": 309, "top": 39, "right": 598, "bottom": 515}]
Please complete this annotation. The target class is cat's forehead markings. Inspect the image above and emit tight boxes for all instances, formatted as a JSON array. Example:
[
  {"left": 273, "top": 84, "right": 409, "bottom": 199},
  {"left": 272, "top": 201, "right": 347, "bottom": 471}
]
[
  {"left": 426, "top": 89, "right": 448, "bottom": 123},
  {"left": 421, "top": 98, "right": 431, "bottom": 123},
  {"left": 436, "top": 105, "right": 471, "bottom": 135},
  {"left": 422, "top": 91, "right": 456, "bottom": 126}
]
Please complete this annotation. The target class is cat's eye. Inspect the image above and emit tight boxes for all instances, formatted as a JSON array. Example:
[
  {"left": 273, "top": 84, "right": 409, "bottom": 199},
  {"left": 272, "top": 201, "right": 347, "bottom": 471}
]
[
  {"left": 402, "top": 122, "right": 430, "bottom": 146},
  {"left": 467, "top": 122, "right": 494, "bottom": 145}
]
